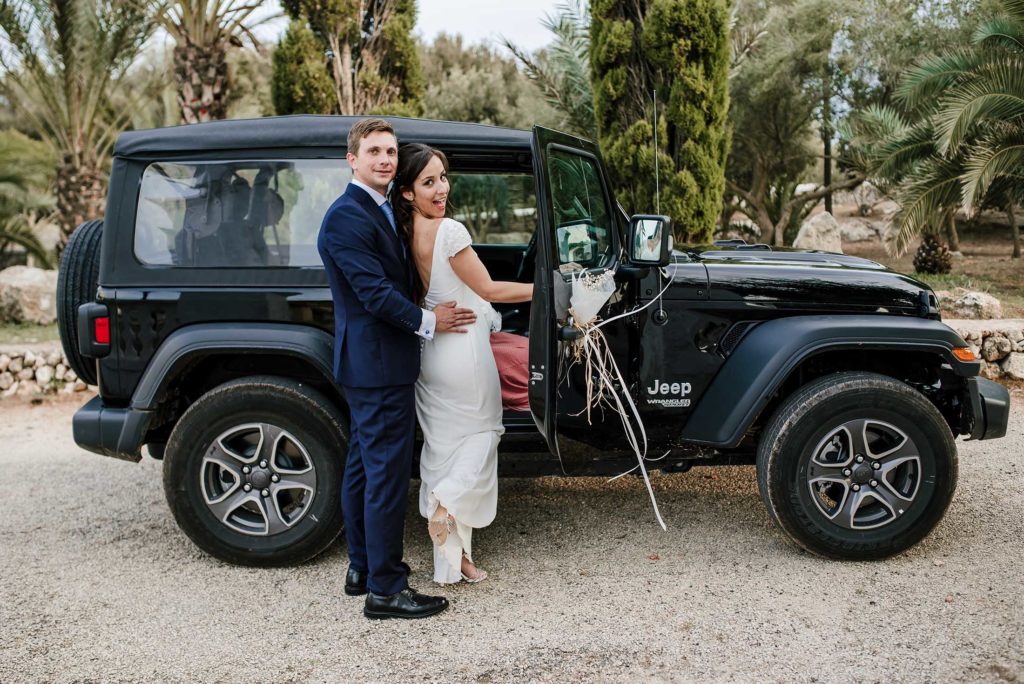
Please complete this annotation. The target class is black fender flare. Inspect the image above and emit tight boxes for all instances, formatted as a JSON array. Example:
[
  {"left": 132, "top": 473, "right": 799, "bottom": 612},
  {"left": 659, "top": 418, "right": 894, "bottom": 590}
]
[
  {"left": 73, "top": 323, "right": 338, "bottom": 462},
  {"left": 131, "top": 322, "right": 337, "bottom": 410},
  {"left": 679, "top": 315, "right": 979, "bottom": 448}
]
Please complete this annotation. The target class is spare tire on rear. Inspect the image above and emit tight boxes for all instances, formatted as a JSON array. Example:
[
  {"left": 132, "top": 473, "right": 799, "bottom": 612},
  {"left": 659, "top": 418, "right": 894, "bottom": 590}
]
[{"left": 57, "top": 219, "right": 103, "bottom": 386}]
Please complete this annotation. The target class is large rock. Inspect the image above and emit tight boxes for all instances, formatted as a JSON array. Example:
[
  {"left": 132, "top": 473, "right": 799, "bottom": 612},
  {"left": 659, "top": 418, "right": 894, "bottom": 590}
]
[
  {"left": 981, "top": 362, "right": 1004, "bottom": 380},
  {"left": 1003, "top": 353, "right": 1024, "bottom": 380},
  {"left": 836, "top": 216, "right": 881, "bottom": 243},
  {"left": 716, "top": 216, "right": 761, "bottom": 243},
  {"left": 793, "top": 212, "right": 843, "bottom": 253},
  {"left": 34, "top": 365, "right": 53, "bottom": 385},
  {"left": 982, "top": 335, "right": 1012, "bottom": 362},
  {"left": 940, "top": 290, "right": 1003, "bottom": 320},
  {"left": 0, "top": 266, "right": 58, "bottom": 324}
]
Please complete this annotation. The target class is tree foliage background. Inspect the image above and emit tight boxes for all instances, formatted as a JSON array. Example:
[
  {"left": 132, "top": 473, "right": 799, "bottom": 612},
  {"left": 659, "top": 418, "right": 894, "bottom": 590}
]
[
  {"left": 724, "top": 0, "right": 999, "bottom": 246},
  {"left": 843, "top": 0, "right": 1024, "bottom": 259},
  {"left": 591, "top": 0, "right": 732, "bottom": 244},
  {"left": 419, "top": 34, "right": 564, "bottom": 129},
  {"left": 1, "top": 0, "right": 1020, "bottom": 268},
  {"left": 272, "top": 0, "right": 423, "bottom": 115}
]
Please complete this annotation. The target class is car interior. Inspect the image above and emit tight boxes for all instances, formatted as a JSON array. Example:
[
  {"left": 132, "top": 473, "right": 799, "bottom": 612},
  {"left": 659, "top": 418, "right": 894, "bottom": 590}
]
[{"left": 138, "top": 158, "right": 540, "bottom": 335}]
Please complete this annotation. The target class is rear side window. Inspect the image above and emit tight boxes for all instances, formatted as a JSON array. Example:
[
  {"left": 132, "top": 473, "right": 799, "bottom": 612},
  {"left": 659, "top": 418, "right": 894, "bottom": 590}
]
[
  {"left": 448, "top": 172, "right": 537, "bottom": 245},
  {"left": 134, "top": 160, "right": 350, "bottom": 267}
]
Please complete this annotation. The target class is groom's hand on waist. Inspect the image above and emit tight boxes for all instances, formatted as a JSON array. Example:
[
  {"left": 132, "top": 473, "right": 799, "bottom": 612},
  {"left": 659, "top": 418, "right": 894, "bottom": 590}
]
[{"left": 434, "top": 301, "right": 476, "bottom": 333}]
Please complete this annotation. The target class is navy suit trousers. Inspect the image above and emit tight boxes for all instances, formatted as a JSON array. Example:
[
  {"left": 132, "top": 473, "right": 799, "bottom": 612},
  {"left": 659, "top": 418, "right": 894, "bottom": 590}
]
[{"left": 341, "top": 383, "right": 416, "bottom": 595}]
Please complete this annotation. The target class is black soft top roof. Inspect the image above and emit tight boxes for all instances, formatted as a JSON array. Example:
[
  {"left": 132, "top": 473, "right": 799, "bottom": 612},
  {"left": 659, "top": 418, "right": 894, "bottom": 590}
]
[{"left": 113, "top": 115, "right": 533, "bottom": 158}]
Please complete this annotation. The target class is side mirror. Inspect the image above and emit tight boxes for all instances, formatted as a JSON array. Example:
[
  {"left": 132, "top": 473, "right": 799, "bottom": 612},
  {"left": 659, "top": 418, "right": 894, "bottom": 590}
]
[{"left": 627, "top": 215, "right": 672, "bottom": 267}]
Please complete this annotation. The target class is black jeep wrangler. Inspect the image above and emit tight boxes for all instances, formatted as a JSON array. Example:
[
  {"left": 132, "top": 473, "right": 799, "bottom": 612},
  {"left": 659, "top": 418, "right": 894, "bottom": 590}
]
[{"left": 57, "top": 116, "right": 1010, "bottom": 566}]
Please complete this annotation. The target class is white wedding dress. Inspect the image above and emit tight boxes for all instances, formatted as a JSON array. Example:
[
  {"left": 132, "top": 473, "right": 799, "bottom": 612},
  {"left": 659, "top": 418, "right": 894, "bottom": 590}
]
[{"left": 416, "top": 218, "right": 505, "bottom": 584}]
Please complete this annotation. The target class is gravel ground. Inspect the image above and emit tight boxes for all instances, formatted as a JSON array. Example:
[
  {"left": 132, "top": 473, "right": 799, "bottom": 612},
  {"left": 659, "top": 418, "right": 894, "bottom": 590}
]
[{"left": 1, "top": 396, "right": 1022, "bottom": 683}]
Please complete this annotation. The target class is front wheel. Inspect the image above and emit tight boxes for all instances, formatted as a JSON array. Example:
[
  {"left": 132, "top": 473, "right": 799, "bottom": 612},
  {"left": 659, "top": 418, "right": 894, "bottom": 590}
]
[
  {"left": 757, "top": 372, "right": 958, "bottom": 560},
  {"left": 163, "top": 376, "right": 346, "bottom": 566}
]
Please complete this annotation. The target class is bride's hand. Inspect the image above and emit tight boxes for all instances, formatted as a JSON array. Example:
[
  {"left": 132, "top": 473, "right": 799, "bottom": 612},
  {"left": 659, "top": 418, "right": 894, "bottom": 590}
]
[{"left": 434, "top": 301, "right": 476, "bottom": 333}]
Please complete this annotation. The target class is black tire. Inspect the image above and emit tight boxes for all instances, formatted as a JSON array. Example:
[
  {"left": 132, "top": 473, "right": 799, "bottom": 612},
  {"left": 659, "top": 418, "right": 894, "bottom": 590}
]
[
  {"left": 56, "top": 219, "right": 103, "bottom": 386},
  {"left": 163, "top": 376, "right": 347, "bottom": 566},
  {"left": 757, "top": 371, "right": 957, "bottom": 560}
]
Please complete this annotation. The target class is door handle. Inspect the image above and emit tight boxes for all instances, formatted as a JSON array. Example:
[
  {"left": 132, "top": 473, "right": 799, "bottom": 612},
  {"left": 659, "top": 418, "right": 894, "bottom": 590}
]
[{"left": 558, "top": 325, "right": 583, "bottom": 341}]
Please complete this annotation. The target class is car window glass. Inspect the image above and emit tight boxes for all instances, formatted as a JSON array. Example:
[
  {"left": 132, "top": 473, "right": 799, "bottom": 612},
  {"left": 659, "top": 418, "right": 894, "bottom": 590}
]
[
  {"left": 447, "top": 173, "right": 536, "bottom": 245},
  {"left": 134, "top": 160, "right": 350, "bottom": 267},
  {"left": 546, "top": 148, "right": 613, "bottom": 268}
]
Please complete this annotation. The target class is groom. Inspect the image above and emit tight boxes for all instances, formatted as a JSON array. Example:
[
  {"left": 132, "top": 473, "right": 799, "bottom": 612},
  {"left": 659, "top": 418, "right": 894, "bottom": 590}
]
[{"left": 318, "top": 118, "right": 476, "bottom": 619}]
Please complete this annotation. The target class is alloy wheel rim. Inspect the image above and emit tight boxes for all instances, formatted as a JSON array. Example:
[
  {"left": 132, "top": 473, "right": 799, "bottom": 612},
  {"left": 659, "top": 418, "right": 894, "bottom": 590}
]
[
  {"left": 200, "top": 422, "right": 317, "bottom": 536},
  {"left": 805, "top": 419, "right": 922, "bottom": 530}
]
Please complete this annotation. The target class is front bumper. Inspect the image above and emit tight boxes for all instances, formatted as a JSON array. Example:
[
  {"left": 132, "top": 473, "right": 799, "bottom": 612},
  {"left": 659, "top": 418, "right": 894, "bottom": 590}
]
[
  {"left": 968, "top": 377, "right": 1010, "bottom": 440},
  {"left": 72, "top": 395, "right": 152, "bottom": 462}
]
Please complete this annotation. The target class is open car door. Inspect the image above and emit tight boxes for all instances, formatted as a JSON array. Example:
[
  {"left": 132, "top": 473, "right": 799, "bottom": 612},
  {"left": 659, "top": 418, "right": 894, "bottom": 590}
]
[{"left": 528, "top": 126, "right": 625, "bottom": 457}]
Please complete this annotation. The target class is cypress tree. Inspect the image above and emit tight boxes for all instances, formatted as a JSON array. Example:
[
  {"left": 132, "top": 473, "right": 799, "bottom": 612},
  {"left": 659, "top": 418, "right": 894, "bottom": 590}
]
[
  {"left": 272, "top": 0, "right": 422, "bottom": 116},
  {"left": 372, "top": 0, "right": 423, "bottom": 115},
  {"left": 271, "top": 21, "right": 337, "bottom": 115},
  {"left": 591, "top": 0, "right": 730, "bottom": 243}
]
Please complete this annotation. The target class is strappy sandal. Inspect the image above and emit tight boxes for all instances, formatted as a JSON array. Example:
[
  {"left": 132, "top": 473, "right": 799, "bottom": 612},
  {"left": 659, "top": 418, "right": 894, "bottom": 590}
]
[
  {"left": 428, "top": 505, "right": 455, "bottom": 546},
  {"left": 460, "top": 552, "right": 488, "bottom": 584}
]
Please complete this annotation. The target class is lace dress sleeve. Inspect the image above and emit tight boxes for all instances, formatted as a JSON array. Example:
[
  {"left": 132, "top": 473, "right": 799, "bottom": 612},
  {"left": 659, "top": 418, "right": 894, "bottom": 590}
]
[{"left": 443, "top": 220, "right": 473, "bottom": 259}]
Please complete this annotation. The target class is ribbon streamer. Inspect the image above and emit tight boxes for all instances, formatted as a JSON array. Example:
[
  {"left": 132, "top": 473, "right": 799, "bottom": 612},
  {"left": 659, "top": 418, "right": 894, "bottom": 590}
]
[{"left": 563, "top": 266, "right": 676, "bottom": 530}]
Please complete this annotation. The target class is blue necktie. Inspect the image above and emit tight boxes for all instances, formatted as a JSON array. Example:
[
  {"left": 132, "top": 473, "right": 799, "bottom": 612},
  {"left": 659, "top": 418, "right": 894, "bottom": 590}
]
[
  {"left": 380, "top": 201, "right": 398, "bottom": 235},
  {"left": 380, "top": 200, "right": 405, "bottom": 257}
]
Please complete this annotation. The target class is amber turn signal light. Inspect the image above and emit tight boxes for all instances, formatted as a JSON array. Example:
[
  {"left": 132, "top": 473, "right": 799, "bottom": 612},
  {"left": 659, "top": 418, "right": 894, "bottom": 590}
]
[{"left": 952, "top": 346, "right": 975, "bottom": 362}]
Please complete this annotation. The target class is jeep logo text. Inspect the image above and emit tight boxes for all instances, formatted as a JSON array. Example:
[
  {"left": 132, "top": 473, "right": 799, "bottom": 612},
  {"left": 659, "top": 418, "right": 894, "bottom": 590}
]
[{"left": 646, "top": 380, "right": 692, "bottom": 396}]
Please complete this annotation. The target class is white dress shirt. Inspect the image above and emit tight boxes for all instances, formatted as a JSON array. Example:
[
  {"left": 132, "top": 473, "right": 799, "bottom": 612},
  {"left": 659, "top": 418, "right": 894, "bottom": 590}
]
[{"left": 349, "top": 178, "right": 436, "bottom": 340}]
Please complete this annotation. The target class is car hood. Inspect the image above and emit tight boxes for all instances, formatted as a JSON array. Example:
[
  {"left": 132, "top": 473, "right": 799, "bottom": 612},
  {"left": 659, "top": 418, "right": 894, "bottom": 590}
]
[{"left": 667, "top": 246, "right": 932, "bottom": 313}]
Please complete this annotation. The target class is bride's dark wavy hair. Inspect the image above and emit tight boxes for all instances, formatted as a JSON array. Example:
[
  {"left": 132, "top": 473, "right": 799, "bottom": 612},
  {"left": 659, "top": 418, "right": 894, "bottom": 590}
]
[{"left": 389, "top": 143, "right": 453, "bottom": 304}]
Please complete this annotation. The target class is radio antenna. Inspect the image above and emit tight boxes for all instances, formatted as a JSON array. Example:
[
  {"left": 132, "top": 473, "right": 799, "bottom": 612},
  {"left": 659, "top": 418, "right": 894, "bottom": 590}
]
[
  {"left": 652, "top": 89, "right": 667, "bottom": 322},
  {"left": 653, "top": 89, "right": 660, "bottom": 215}
]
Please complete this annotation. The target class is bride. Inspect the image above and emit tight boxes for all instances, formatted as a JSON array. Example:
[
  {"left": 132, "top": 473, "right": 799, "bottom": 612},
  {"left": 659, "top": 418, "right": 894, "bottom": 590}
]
[{"left": 391, "top": 143, "right": 533, "bottom": 584}]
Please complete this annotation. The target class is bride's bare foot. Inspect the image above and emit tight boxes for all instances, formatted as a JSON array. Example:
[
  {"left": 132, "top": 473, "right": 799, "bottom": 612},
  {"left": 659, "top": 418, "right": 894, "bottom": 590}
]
[
  {"left": 428, "top": 505, "right": 454, "bottom": 546},
  {"left": 460, "top": 554, "right": 488, "bottom": 584}
]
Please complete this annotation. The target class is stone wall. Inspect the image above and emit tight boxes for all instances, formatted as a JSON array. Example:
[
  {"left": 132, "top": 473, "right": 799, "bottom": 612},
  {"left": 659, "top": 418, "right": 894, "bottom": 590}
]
[
  {"left": 0, "top": 345, "right": 94, "bottom": 398},
  {"left": 948, "top": 319, "right": 1024, "bottom": 380}
]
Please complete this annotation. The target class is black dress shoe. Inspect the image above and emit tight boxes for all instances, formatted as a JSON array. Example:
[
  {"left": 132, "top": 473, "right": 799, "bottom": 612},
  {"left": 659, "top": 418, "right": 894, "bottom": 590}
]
[
  {"left": 363, "top": 588, "right": 449, "bottom": 620},
  {"left": 345, "top": 566, "right": 367, "bottom": 596}
]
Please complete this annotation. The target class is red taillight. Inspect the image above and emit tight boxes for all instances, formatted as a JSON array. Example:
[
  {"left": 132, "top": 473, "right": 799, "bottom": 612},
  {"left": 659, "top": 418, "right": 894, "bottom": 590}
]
[{"left": 94, "top": 317, "right": 110, "bottom": 345}]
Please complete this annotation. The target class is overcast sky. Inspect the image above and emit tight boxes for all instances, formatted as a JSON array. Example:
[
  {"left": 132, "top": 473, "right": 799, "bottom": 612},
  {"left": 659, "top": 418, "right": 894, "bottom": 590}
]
[
  {"left": 253, "top": 1, "right": 556, "bottom": 53},
  {"left": 413, "top": 0, "right": 555, "bottom": 51}
]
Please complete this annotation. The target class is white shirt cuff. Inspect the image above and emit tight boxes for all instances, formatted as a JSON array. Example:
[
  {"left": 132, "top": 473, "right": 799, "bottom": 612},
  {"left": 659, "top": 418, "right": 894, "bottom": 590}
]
[{"left": 416, "top": 309, "right": 436, "bottom": 340}]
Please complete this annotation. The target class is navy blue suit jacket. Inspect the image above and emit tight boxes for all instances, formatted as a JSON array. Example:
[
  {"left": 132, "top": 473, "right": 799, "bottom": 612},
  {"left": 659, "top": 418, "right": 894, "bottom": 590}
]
[{"left": 317, "top": 183, "right": 423, "bottom": 388}]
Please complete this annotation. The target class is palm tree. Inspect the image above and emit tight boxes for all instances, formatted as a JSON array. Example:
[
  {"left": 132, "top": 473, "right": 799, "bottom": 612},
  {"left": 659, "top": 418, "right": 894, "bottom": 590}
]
[
  {"left": 502, "top": 0, "right": 595, "bottom": 136},
  {"left": 0, "top": 129, "right": 55, "bottom": 267},
  {"left": 0, "top": 0, "right": 155, "bottom": 252},
  {"left": 849, "top": 0, "right": 1024, "bottom": 258},
  {"left": 150, "top": 1, "right": 277, "bottom": 124},
  {"left": 0, "top": 218, "right": 53, "bottom": 268},
  {"left": 842, "top": 105, "right": 966, "bottom": 256}
]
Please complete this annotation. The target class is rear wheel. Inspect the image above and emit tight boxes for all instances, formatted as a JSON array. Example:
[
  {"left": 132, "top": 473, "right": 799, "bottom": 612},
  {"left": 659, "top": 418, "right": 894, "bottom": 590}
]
[
  {"left": 56, "top": 219, "right": 103, "bottom": 386},
  {"left": 757, "top": 371, "right": 957, "bottom": 560},
  {"left": 163, "top": 376, "right": 346, "bottom": 566}
]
